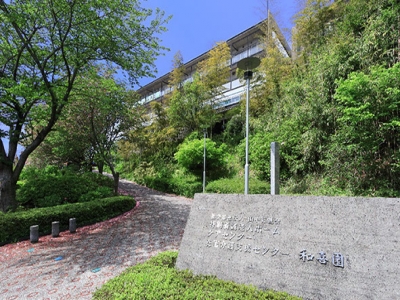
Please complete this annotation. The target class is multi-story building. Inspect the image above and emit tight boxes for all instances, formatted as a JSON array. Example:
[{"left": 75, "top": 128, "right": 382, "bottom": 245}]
[{"left": 137, "top": 13, "right": 291, "bottom": 114}]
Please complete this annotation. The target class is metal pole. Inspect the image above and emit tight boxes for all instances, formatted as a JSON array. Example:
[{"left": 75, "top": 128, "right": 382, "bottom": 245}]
[
  {"left": 203, "top": 129, "right": 206, "bottom": 193},
  {"left": 237, "top": 58, "right": 260, "bottom": 195},
  {"left": 244, "top": 76, "right": 250, "bottom": 195}
]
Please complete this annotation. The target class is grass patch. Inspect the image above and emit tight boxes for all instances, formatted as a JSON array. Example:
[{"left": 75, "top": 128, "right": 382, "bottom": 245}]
[{"left": 93, "top": 251, "right": 300, "bottom": 300}]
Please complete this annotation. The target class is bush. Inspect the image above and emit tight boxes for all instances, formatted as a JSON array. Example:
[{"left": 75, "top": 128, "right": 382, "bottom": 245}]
[
  {"left": 0, "top": 196, "right": 135, "bottom": 245},
  {"left": 133, "top": 161, "right": 176, "bottom": 193},
  {"left": 206, "top": 177, "right": 270, "bottom": 194},
  {"left": 175, "top": 138, "right": 228, "bottom": 180},
  {"left": 138, "top": 170, "right": 202, "bottom": 198},
  {"left": 170, "top": 172, "right": 203, "bottom": 198},
  {"left": 80, "top": 172, "right": 114, "bottom": 189},
  {"left": 78, "top": 186, "right": 114, "bottom": 202},
  {"left": 223, "top": 114, "right": 244, "bottom": 146},
  {"left": 93, "top": 251, "right": 300, "bottom": 300},
  {"left": 17, "top": 167, "right": 114, "bottom": 208}
]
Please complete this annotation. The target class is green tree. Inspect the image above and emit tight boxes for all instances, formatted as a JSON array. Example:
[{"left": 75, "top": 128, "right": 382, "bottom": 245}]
[
  {"left": 250, "top": 26, "right": 293, "bottom": 118},
  {"left": 197, "top": 42, "right": 231, "bottom": 105},
  {"left": 293, "top": 0, "right": 342, "bottom": 60},
  {"left": 84, "top": 69, "right": 142, "bottom": 195},
  {"left": 167, "top": 42, "right": 231, "bottom": 136},
  {"left": 0, "top": 0, "right": 169, "bottom": 212},
  {"left": 167, "top": 75, "right": 209, "bottom": 134},
  {"left": 169, "top": 51, "right": 186, "bottom": 91},
  {"left": 326, "top": 63, "right": 400, "bottom": 195},
  {"left": 29, "top": 65, "right": 145, "bottom": 192},
  {"left": 259, "top": 0, "right": 400, "bottom": 193}
]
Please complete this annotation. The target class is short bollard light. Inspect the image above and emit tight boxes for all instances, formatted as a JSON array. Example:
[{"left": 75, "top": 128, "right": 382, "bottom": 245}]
[
  {"left": 52, "top": 221, "right": 60, "bottom": 237},
  {"left": 30, "top": 225, "right": 39, "bottom": 243},
  {"left": 69, "top": 218, "right": 76, "bottom": 233}
]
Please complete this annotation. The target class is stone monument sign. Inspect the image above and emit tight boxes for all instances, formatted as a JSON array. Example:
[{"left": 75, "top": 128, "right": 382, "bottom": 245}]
[{"left": 176, "top": 194, "right": 400, "bottom": 299}]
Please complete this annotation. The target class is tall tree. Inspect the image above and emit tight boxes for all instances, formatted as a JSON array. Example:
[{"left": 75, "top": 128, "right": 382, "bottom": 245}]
[
  {"left": 293, "top": 0, "right": 341, "bottom": 61},
  {"left": 197, "top": 42, "right": 231, "bottom": 109},
  {"left": 169, "top": 51, "right": 185, "bottom": 91},
  {"left": 30, "top": 65, "right": 144, "bottom": 192},
  {"left": 83, "top": 68, "right": 142, "bottom": 195},
  {"left": 250, "top": 22, "right": 293, "bottom": 118},
  {"left": 167, "top": 42, "right": 231, "bottom": 136},
  {"left": 0, "top": 0, "right": 169, "bottom": 212},
  {"left": 167, "top": 74, "right": 208, "bottom": 134}
]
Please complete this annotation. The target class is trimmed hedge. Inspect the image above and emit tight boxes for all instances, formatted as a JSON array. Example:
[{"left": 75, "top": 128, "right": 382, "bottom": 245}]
[
  {"left": 206, "top": 177, "right": 270, "bottom": 194},
  {"left": 0, "top": 196, "right": 135, "bottom": 245},
  {"left": 17, "top": 169, "right": 114, "bottom": 208}
]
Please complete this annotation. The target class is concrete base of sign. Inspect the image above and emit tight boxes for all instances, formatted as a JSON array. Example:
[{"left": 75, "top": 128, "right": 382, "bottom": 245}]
[{"left": 176, "top": 194, "right": 400, "bottom": 299}]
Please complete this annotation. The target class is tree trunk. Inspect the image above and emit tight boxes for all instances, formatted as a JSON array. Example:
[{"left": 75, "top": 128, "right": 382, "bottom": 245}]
[
  {"left": 98, "top": 161, "right": 104, "bottom": 174},
  {"left": 113, "top": 172, "right": 119, "bottom": 196},
  {"left": 0, "top": 165, "right": 17, "bottom": 212}
]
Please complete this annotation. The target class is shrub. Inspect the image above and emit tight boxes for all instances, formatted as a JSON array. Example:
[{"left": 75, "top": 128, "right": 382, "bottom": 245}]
[
  {"left": 206, "top": 177, "right": 270, "bottom": 194},
  {"left": 223, "top": 114, "right": 244, "bottom": 146},
  {"left": 93, "top": 251, "right": 300, "bottom": 300},
  {"left": 81, "top": 172, "right": 114, "bottom": 189},
  {"left": 170, "top": 172, "right": 203, "bottom": 198},
  {"left": 137, "top": 171, "right": 202, "bottom": 198},
  {"left": 78, "top": 186, "right": 114, "bottom": 202},
  {"left": 175, "top": 138, "right": 228, "bottom": 180},
  {"left": 17, "top": 167, "right": 114, "bottom": 208},
  {"left": 133, "top": 161, "right": 176, "bottom": 193},
  {"left": 0, "top": 196, "right": 135, "bottom": 245}
]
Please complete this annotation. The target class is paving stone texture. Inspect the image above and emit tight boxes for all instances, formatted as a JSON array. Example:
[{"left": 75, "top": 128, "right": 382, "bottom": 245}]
[{"left": 0, "top": 178, "right": 192, "bottom": 299}]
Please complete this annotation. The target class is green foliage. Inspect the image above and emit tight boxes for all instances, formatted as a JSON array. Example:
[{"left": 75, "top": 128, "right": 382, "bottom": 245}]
[
  {"left": 118, "top": 0, "right": 400, "bottom": 198},
  {"left": 167, "top": 42, "right": 231, "bottom": 135},
  {"left": 93, "top": 251, "right": 300, "bottom": 300},
  {"left": 0, "top": 196, "right": 135, "bottom": 245},
  {"left": 248, "top": 132, "right": 274, "bottom": 181},
  {"left": 293, "top": 0, "right": 341, "bottom": 57},
  {"left": 169, "top": 172, "right": 203, "bottom": 198},
  {"left": 175, "top": 138, "right": 228, "bottom": 180},
  {"left": 167, "top": 75, "right": 212, "bottom": 134},
  {"left": 323, "top": 63, "right": 400, "bottom": 195},
  {"left": 78, "top": 187, "right": 114, "bottom": 203},
  {"left": 222, "top": 114, "right": 244, "bottom": 146},
  {"left": 17, "top": 167, "right": 114, "bottom": 208},
  {"left": 0, "top": 0, "right": 170, "bottom": 212},
  {"left": 133, "top": 161, "right": 202, "bottom": 198},
  {"left": 281, "top": 175, "right": 352, "bottom": 196},
  {"left": 242, "top": 0, "right": 400, "bottom": 197},
  {"left": 206, "top": 177, "right": 270, "bottom": 194},
  {"left": 133, "top": 161, "right": 174, "bottom": 192},
  {"left": 80, "top": 172, "right": 115, "bottom": 189}
]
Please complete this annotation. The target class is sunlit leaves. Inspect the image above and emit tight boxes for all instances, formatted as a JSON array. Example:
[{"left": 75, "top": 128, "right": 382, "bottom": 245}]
[{"left": 0, "top": 0, "right": 169, "bottom": 211}]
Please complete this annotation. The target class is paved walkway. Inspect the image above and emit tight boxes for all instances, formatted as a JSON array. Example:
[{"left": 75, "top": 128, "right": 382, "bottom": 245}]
[{"left": 0, "top": 178, "right": 193, "bottom": 299}]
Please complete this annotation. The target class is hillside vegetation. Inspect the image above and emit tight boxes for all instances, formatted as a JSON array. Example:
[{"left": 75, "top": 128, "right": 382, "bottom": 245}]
[
  {"left": 30, "top": 0, "right": 400, "bottom": 198},
  {"left": 114, "top": 0, "right": 400, "bottom": 197}
]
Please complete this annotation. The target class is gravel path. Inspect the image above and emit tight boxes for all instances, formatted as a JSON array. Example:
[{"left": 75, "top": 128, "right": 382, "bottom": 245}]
[{"left": 0, "top": 178, "right": 193, "bottom": 299}]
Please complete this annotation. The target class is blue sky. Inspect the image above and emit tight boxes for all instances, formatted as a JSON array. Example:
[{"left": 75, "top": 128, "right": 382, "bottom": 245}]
[{"left": 136, "top": 0, "right": 300, "bottom": 88}]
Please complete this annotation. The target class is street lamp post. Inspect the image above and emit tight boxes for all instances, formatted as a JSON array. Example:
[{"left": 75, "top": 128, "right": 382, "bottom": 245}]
[{"left": 237, "top": 57, "right": 260, "bottom": 195}]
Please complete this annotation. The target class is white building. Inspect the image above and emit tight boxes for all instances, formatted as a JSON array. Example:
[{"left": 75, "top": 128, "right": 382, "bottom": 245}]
[{"left": 137, "top": 14, "right": 291, "bottom": 113}]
